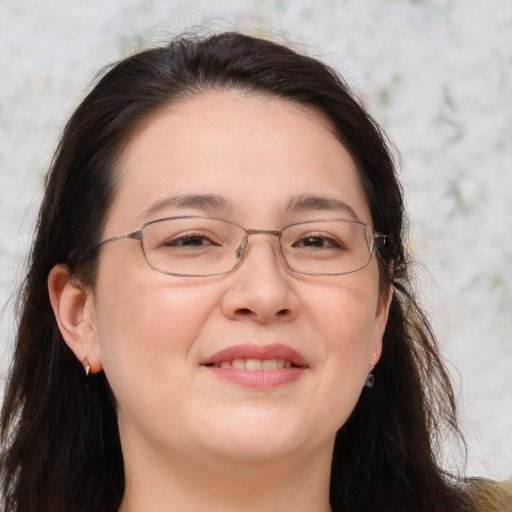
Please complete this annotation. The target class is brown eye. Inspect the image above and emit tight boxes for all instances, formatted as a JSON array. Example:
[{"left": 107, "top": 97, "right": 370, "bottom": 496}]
[
  {"left": 292, "top": 235, "right": 344, "bottom": 249},
  {"left": 165, "top": 234, "right": 216, "bottom": 247}
]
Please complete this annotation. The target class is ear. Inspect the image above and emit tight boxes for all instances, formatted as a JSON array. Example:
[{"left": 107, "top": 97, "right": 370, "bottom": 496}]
[
  {"left": 369, "top": 282, "right": 393, "bottom": 369},
  {"left": 48, "top": 264, "right": 103, "bottom": 374}
]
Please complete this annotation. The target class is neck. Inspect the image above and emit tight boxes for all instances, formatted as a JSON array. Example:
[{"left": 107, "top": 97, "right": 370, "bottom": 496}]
[{"left": 118, "top": 441, "right": 333, "bottom": 512}]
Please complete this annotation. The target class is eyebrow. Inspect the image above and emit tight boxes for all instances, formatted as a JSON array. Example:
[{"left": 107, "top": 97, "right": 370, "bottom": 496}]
[
  {"left": 139, "top": 194, "right": 232, "bottom": 220},
  {"left": 138, "top": 192, "right": 360, "bottom": 223},
  {"left": 285, "top": 194, "right": 360, "bottom": 221}
]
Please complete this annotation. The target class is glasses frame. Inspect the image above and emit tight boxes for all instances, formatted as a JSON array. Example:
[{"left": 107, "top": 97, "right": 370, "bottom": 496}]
[{"left": 91, "top": 215, "right": 388, "bottom": 277}]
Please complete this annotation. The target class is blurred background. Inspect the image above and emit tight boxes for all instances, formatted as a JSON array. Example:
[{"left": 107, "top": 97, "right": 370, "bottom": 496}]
[{"left": 1, "top": 0, "right": 511, "bottom": 480}]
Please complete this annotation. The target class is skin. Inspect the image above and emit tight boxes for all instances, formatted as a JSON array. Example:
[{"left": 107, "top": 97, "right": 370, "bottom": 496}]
[{"left": 49, "top": 90, "right": 392, "bottom": 512}]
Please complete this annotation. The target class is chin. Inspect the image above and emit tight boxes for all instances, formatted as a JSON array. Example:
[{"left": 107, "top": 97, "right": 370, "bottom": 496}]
[
  {"left": 196, "top": 411, "right": 330, "bottom": 464},
  {"left": 205, "top": 436, "right": 301, "bottom": 464}
]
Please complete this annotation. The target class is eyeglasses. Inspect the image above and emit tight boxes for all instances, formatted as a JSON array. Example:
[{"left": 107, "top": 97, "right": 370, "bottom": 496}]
[{"left": 93, "top": 216, "right": 387, "bottom": 277}]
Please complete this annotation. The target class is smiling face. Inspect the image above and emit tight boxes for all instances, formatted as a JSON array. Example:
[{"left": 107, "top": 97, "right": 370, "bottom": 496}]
[{"left": 83, "top": 90, "right": 390, "bottom": 470}]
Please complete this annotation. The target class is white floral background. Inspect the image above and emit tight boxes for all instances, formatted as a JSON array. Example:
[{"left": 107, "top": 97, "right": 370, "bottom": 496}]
[{"left": 1, "top": 0, "right": 511, "bottom": 480}]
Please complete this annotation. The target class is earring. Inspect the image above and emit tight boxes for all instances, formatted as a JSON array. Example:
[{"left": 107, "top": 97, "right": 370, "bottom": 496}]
[
  {"left": 364, "top": 372, "right": 375, "bottom": 388},
  {"left": 85, "top": 364, "right": 91, "bottom": 376}
]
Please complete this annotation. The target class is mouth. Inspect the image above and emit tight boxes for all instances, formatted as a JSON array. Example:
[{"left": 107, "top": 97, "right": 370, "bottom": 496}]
[
  {"left": 202, "top": 343, "right": 307, "bottom": 369},
  {"left": 201, "top": 344, "right": 308, "bottom": 388},
  {"left": 206, "top": 358, "right": 297, "bottom": 370}
]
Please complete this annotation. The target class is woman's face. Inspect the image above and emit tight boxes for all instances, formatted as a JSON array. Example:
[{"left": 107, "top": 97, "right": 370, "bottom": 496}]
[{"left": 88, "top": 91, "right": 390, "bottom": 468}]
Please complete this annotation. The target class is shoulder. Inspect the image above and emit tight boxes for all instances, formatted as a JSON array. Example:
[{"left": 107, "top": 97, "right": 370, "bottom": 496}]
[{"left": 469, "top": 479, "right": 512, "bottom": 512}]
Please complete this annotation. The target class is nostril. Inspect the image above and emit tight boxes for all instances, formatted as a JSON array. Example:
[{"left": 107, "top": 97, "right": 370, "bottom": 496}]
[{"left": 277, "top": 309, "right": 290, "bottom": 316}]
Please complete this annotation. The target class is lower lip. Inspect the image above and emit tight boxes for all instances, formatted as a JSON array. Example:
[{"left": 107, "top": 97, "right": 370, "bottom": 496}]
[{"left": 204, "top": 367, "right": 306, "bottom": 388}]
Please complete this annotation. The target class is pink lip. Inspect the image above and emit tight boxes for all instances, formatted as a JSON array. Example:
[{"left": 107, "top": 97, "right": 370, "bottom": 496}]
[
  {"left": 201, "top": 343, "right": 308, "bottom": 389},
  {"left": 202, "top": 343, "right": 308, "bottom": 367}
]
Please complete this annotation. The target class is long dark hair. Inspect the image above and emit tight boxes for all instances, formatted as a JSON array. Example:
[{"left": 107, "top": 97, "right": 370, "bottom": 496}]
[{"left": 1, "top": 32, "right": 478, "bottom": 512}]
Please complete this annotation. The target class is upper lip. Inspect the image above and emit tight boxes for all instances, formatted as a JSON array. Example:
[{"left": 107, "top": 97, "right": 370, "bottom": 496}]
[{"left": 202, "top": 343, "right": 308, "bottom": 368}]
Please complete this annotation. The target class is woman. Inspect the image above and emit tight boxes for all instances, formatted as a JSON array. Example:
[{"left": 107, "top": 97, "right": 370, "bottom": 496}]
[{"left": 1, "top": 32, "right": 509, "bottom": 512}]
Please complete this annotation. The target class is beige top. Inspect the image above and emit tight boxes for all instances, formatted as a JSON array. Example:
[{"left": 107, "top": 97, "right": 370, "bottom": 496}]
[{"left": 472, "top": 481, "right": 512, "bottom": 512}]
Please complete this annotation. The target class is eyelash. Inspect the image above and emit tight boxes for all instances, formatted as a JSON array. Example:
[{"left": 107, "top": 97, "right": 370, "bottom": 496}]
[
  {"left": 291, "top": 234, "right": 344, "bottom": 249},
  {"left": 163, "top": 232, "right": 219, "bottom": 247}
]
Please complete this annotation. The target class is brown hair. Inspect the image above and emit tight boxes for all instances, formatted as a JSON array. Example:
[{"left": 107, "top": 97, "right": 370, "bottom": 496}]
[{"left": 1, "top": 32, "right": 478, "bottom": 512}]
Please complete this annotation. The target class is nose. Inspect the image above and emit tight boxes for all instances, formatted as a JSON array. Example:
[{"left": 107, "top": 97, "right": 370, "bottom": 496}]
[{"left": 220, "top": 235, "right": 300, "bottom": 323}]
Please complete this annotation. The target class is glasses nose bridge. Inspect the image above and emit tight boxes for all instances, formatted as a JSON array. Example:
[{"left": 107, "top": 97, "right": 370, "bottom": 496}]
[
  {"left": 237, "top": 227, "right": 283, "bottom": 261},
  {"left": 246, "top": 228, "right": 282, "bottom": 250},
  {"left": 246, "top": 227, "right": 282, "bottom": 238}
]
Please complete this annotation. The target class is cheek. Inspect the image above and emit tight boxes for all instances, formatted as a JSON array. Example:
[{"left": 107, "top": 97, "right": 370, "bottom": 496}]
[
  {"left": 301, "top": 272, "right": 381, "bottom": 417},
  {"left": 92, "top": 259, "right": 221, "bottom": 397},
  {"left": 307, "top": 272, "right": 380, "bottom": 354}
]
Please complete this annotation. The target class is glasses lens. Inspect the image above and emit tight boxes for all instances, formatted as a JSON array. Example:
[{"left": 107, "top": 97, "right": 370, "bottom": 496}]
[
  {"left": 141, "top": 217, "right": 246, "bottom": 276},
  {"left": 280, "top": 220, "right": 374, "bottom": 275}
]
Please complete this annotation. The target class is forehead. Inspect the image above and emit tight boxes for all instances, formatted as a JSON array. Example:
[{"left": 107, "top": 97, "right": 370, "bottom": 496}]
[{"left": 107, "top": 91, "right": 370, "bottom": 231}]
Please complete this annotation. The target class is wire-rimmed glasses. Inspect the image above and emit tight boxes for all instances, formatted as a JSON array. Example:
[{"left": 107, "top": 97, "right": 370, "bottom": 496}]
[{"left": 93, "top": 216, "right": 387, "bottom": 277}]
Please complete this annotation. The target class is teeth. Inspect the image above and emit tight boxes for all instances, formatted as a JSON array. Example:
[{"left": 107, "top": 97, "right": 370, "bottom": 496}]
[
  {"left": 212, "top": 358, "right": 294, "bottom": 370},
  {"left": 231, "top": 358, "right": 245, "bottom": 369},
  {"left": 261, "top": 358, "right": 277, "bottom": 370},
  {"left": 246, "top": 358, "right": 262, "bottom": 370}
]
